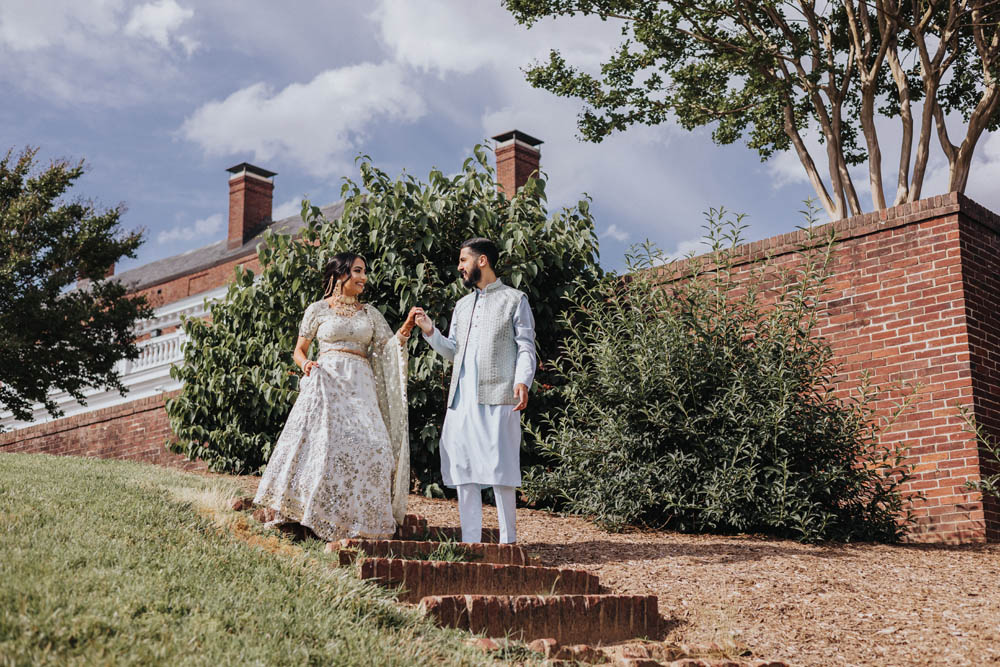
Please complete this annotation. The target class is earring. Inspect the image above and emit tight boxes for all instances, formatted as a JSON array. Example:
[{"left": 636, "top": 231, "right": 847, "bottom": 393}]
[{"left": 324, "top": 275, "right": 344, "bottom": 298}]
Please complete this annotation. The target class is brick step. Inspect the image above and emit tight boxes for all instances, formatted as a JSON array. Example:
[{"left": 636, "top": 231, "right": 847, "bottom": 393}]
[
  {"left": 400, "top": 514, "right": 427, "bottom": 528},
  {"left": 331, "top": 538, "right": 534, "bottom": 565},
  {"left": 419, "top": 594, "right": 660, "bottom": 646},
  {"left": 357, "top": 557, "right": 602, "bottom": 603},
  {"left": 393, "top": 523, "right": 500, "bottom": 543}
]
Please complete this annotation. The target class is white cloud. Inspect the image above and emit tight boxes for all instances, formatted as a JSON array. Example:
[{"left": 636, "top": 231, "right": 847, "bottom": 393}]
[
  {"left": 943, "top": 131, "right": 1000, "bottom": 212},
  {"left": 157, "top": 213, "right": 223, "bottom": 244},
  {"left": 600, "top": 224, "right": 630, "bottom": 242},
  {"left": 365, "top": 0, "right": 693, "bottom": 246},
  {"left": 373, "top": 0, "right": 616, "bottom": 76},
  {"left": 272, "top": 196, "right": 304, "bottom": 221},
  {"left": 124, "top": 0, "right": 198, "bottom": 55},
  {"left": 0, "top": 0, "right": 122, "bottom": 52},
  {"left": 666, "top": 238, "right": 710, "bottom": 260},
  {"left": 767, "top": 147, "right": 812, "bottom": 189},
  {"left": 179, "top": 62, "right": 426, "bottom": 177},
  {"left": 0, "top": 0, "right": 198, "bottom": 104},
  {"left": 373, "top": 3, "right": 609, "bottom": 124}
]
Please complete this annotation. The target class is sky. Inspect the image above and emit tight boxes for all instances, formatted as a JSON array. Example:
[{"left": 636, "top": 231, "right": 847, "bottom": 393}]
[{"left": 3, "top": 0, "right": 1000, "bottom": 273}]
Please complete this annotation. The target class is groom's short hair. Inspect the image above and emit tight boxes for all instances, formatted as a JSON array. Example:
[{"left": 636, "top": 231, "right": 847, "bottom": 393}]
[{"left": 461, "top": 237, "right": 499, "bottom": 270}]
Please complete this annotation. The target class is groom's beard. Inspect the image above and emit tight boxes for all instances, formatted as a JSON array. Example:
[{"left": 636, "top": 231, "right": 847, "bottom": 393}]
[{"left": 461, "top": 265, "right": 482, "bottom": 289}]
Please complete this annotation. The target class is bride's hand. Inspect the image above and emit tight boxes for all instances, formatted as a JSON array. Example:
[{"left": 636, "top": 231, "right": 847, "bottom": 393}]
[
  {"left": 398, "top": 309, "right": 418, "bottom": 338},
  {"left": 302, "top": 360, "right": 318, "bottom": 376},
  {"left": 409, "top": 307, "right": 433, "bottom": 335}
]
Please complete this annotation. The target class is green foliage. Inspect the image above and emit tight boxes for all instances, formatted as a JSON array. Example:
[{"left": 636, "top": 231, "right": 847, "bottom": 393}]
[
  {"left": 523, "top": 206, "right": 917, "bottom": 542},
  {"left": 0, "top": 147, "right": 150, "bottom": 426},
  {"left": 167, "top": 146, "right": 601, "bottom": 479},
  {"left": 503, "top": 0, "right": 1000, "bottom": 210},
  {"left": 960, "top": 405, "right": 1000, "bottom": 501},
  {"left": 0, "top": 454, "right": 508, "bottom": 665}
]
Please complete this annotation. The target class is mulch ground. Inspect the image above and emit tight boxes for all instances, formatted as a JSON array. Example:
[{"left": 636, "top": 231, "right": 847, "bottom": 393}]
[
  {"left": 229, "top": 471, "right": 1000, "bottom": 666},
  {"left": 404, "top": 494, "right": 1000, "bottom": 667}
]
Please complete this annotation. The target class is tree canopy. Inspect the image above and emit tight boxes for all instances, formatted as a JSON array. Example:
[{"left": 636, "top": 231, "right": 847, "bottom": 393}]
[
  {"left": 505, "top": 0, "right": 1000, "bottom": 219},
  {"left": 0, "top": 147, "right": 151, "bottom": 426},
  {"left": 166, "top": 147, "right": 601, "bottom": 482}
]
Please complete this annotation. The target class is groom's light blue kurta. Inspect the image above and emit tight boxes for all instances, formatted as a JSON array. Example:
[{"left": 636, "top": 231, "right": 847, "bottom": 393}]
[{"left": 424, "top": 287, "right": 536, "bottom": 488}]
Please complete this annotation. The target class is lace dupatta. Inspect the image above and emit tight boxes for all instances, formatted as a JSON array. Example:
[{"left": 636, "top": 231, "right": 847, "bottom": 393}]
[{"left": 365, "top": 304, "right": 410, "bottom": 524}]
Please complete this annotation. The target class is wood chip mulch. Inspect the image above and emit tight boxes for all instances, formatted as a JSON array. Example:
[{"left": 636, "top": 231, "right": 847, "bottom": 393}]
[{"left": 405, "top": 494, "right": 1000, "bottom": 667}]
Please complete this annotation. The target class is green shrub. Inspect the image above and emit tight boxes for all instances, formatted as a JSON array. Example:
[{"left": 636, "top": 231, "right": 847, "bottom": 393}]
[
  {"left": 522, "top": 207, "right": 917, "bottom": 542},
  {"left": 166, "top": 147, "right": 601, "bottom": 480},
  {"left": 960, "top": 405, "right": 1000, "bottom": 501}
]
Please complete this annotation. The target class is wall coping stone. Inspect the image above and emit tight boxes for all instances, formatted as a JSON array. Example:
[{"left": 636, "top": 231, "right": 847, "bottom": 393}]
[
  {"left": 0, "top": 390, "right": 182, "bottom": 448},
  {"left": 662, "top": 192, "right": 998, "bottom": 278}
]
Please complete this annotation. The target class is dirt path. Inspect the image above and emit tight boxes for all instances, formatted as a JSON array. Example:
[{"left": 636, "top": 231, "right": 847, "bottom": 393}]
[{"left": 406, "top": 495, "right": 1000, "bottom": 666}]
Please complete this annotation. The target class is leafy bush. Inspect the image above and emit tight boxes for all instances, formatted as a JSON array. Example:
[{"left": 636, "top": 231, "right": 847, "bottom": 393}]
[
  {"left": 166, "top": 147, "right": 601, "bottom": 479},
  {"left": 960, "top": 405, "right": 1000, "bottom": 501},
  {"left": 522, "top": 208, "right": 917, "bottom": 542}
]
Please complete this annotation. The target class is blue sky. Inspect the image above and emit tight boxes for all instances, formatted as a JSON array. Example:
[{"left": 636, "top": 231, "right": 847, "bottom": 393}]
[{"left": 4, "top": 1, "right": 1000, "bottom": 273}]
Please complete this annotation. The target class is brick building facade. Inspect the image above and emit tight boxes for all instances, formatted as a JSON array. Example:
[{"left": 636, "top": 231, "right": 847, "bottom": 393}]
[{"left": 2, "top": 132, "right": 998, "bottom": 542}]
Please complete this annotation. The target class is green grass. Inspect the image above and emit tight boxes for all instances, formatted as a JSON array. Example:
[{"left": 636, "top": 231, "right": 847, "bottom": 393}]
[
  {"left": 416, "top": 542, "right": 482, "bottom": 563},
  {"left": 0, "top": 454, "right": 522, "bottom": 666}
]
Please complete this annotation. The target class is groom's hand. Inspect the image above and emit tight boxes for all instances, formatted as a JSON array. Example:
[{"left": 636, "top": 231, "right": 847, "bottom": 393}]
[
  {"left": 513, "top": 383, "right": 529, "bottom": 411},
  {"left": 409, "top": 307, "right": 434, "bottom": 336}
]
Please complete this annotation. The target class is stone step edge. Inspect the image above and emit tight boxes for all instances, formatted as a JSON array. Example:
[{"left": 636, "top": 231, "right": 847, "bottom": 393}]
[
  {"left": 357, "top": 557, "right": 604, "bottom": 602},
  {"left": 329, "top": 538, "right": 535, "bottom": 566},
  {"left": 418, "top": 594, "right": 660, "bottom": 646}
]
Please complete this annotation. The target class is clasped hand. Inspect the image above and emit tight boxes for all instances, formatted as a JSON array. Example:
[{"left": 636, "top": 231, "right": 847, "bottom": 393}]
[{"left": 407, "top": 307, "right": 434, "bottom": 336}]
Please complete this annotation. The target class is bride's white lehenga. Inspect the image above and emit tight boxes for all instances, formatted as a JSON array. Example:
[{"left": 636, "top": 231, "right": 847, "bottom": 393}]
[{"left": 253, "top": 301, "right": 409, "bottom": 540}]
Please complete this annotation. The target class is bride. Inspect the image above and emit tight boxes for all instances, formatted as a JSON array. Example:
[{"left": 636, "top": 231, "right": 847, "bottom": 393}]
[{"left": 253, "top": 252, "right": 413, "bottom": 541}]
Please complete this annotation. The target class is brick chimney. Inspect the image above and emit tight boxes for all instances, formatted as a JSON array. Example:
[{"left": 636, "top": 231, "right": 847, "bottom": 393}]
[
  {"left": 492, "top": 130, "right": 543, "bottom": 198},
  {"left": 226, "top": 163, "right": 276, "bottom": 250}
]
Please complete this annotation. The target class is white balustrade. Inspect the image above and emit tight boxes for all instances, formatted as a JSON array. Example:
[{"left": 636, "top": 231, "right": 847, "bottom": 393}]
[{"left": 0, "top": 287, "right": 227, "bottom": 431}]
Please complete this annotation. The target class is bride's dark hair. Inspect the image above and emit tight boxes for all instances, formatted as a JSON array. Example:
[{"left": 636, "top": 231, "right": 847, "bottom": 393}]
[{"left": 323, "top": 252, "right": 367, "bottom": 298}]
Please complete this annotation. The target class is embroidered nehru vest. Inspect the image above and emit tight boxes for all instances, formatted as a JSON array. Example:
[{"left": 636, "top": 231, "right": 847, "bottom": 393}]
[{"left": 449, "top": 280, "right": 525, "bottom": 406}]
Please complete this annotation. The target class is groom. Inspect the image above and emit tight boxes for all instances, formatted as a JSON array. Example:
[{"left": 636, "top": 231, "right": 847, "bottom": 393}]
[{"left": 411, "top": 238, "right": 536, "bottom": 544}]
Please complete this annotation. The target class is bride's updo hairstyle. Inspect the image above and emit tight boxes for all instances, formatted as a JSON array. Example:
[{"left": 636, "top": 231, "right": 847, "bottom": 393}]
[{"left": 323, "top": 252, "right": 367, "bottom": 298}]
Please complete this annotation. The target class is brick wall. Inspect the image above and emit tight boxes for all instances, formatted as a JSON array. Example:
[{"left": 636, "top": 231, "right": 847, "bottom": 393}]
[
  {"left": 0, "top": 390, "right": 202, "bottom": 471},
  {"left": 956, "top": 199, "right": 1000, "bottom": 541},
  {"left": 663, "top": 192, "right": 997, "bottom": 542}
]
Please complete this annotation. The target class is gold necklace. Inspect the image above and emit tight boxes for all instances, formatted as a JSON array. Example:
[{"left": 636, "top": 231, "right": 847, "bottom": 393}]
[{"left": 328, "top": 295, "right": 360, "bottom": 317}]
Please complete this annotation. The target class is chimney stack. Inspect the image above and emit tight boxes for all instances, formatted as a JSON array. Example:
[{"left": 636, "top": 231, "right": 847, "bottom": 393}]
[
  {"left": 492, "top": 130, "right": 543, "bottom": 198},
  {"left": 226, "top": 163, "right": 277, "bottom": 250}
]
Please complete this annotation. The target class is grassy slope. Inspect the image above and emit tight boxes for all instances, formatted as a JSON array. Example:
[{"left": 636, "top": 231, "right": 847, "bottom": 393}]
[{"left": 0, "top": 454, "right": 498, "bottom": 666}]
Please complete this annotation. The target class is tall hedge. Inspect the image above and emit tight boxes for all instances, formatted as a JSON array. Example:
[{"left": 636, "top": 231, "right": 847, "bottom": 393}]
[{"left": 165, "top": 147, "right": 601, "bottom": 482}]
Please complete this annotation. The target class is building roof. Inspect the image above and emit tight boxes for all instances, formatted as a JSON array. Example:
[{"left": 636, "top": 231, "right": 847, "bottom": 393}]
[{"left": 111, "top": 201, "right": 345, "bottom": 293}]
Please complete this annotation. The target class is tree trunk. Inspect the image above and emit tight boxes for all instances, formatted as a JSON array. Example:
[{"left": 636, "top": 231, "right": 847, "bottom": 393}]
[
  {"left": 887, "top": 48, "right": 913, "bottom": 205},
  {"left": 781, "top": 103, "right": 839, "bottom": 219}
]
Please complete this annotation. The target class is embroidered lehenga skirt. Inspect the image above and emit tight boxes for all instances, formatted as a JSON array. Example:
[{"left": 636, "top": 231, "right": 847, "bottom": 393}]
[{"left": 254, "top": 351, "right": 397, "bottom": 540}]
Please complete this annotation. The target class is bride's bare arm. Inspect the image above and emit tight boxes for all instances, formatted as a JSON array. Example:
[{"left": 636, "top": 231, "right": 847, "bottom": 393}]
[{"left": 293, "top": 336, "right": 317, "bottom": 375}]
